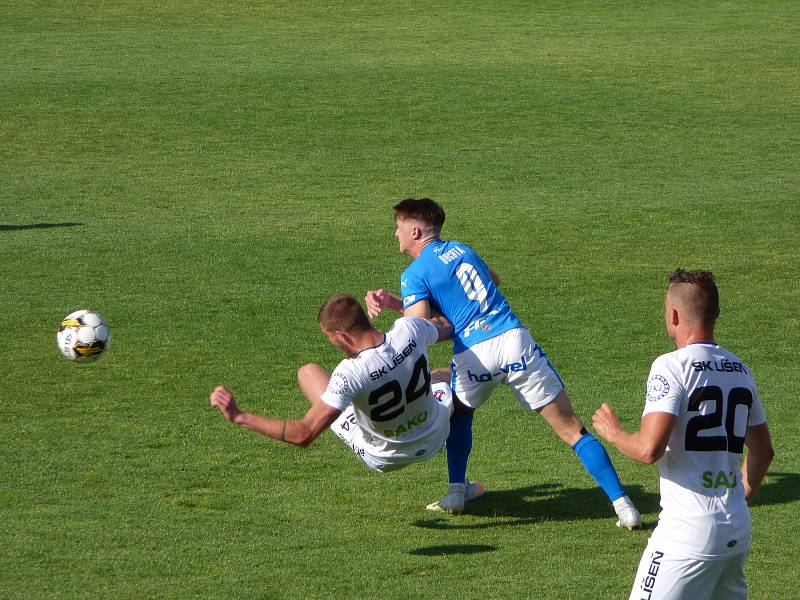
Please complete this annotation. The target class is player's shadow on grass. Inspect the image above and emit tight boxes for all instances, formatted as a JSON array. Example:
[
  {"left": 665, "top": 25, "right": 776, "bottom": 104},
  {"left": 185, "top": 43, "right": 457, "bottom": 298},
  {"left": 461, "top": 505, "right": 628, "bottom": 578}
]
[
  {"left": 409, "top": 544, "right": 497, "bottom": 556},
  {"left": 751, "top": 472, "right": 800, "bottom": 507},
  {"left": 413, "top": 483, "right": 660, "bottom": 531},
  {"left": 0, "top": 222, "right": 82, "bottom": 232}
]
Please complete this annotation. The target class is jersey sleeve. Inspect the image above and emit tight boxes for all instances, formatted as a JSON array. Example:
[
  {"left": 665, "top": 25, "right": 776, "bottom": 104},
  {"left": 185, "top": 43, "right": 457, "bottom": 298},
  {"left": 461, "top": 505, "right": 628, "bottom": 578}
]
[
  {"left": 400, "top": 265, "right": 431, "bottom": 310},
  {"left": 642, "top": 354, "right": 683, "bottom": 417},
  {"left": 746, "top": 374, "right": 767, "bottom": 426},
  {"left": 320, "top": 363, "right": 356, "bottom": 412},
  {"left": 404, "top": 316, "right": 439, "bottom": 348}
]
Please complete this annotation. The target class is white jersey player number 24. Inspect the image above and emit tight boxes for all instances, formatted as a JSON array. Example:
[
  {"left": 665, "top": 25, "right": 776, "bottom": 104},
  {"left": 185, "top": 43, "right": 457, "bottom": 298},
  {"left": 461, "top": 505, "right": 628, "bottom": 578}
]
[{"left": 368, "top": 354, "right": 431, "bottom": 422}]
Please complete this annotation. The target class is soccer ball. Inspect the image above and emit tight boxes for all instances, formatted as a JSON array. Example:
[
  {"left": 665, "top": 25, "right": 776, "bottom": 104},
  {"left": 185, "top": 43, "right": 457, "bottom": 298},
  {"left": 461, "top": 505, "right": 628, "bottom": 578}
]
[{"left": 56, "top": 310, "right": 111, "bottom": 362}]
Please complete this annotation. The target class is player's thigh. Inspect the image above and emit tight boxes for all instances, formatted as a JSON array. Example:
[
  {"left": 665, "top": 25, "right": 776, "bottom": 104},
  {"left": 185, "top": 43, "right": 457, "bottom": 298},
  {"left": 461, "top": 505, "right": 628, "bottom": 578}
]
[
  {"left": 505, "top": 329, "right": 565, "bottom": 411},
  {"left": 451, "top": 348, "right": 503, "bottom": 409},
  {"left": 710, "top": 552, "right": 747, "bottom": 600},
  {"left": 628, "top": 543, "right": 721, "bottom": 600}
]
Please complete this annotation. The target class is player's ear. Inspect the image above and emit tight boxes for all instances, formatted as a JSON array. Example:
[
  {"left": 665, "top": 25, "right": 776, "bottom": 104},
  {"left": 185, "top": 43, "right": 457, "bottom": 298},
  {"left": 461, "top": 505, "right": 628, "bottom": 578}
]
[
  {"left": 669, "top": 306, "right": 680, "bottom": 327},
  {"left": 335, "top": 330, "right": 354, "bottom": 346}
]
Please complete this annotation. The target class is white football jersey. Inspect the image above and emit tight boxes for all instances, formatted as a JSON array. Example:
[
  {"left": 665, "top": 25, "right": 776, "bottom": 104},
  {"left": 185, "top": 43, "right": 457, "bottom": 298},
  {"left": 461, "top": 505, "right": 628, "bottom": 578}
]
[
  {"left": 321, "top": 317, "right": 448, "bottom": 462},
  {"left": 643, "top": 343, "right": 767, "bottom": 559}
]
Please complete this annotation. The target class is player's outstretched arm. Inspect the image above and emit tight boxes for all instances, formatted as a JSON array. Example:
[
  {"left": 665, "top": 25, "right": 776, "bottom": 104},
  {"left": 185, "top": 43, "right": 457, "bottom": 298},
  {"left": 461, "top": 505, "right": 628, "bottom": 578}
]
[
  {"left": 592, "top": 403, "right": 677, "bottom": 464},
  {"left": 741, "top": 422, "right": 775, "bottom": 504},
  {"left": 210, "top": 385, "right": 341, "bottom": 448},
  {"left": 365, "top": 289, "right": 403, "bottom": 318}
]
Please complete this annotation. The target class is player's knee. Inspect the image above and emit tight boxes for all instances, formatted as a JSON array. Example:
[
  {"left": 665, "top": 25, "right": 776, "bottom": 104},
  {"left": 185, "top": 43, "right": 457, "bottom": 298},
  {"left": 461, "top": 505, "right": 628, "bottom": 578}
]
[
  {"left": 297, "top": 363, "right": 325, "bottom": 385},
  {"left": 430, "top": 367, "right": 452, "bottom": 385},
  {"left": 298, "top": 362, "right": 323, "bottom": 374},
  {"left": 297, "top": 363, "right": 313, "bottom": 382}
]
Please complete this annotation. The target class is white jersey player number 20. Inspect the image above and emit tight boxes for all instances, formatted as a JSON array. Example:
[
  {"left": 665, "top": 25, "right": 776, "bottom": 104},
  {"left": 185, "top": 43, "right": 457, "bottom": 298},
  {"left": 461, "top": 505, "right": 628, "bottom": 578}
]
[{"left": 686, "top": 385, "right": 753, "bottom": 453}]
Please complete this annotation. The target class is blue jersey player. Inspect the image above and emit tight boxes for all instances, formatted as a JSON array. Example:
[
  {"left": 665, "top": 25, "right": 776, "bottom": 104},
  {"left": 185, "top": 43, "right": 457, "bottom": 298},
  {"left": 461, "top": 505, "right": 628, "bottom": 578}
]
[{"left": 366, "top": 198, "right": 641, "bottom": 527}]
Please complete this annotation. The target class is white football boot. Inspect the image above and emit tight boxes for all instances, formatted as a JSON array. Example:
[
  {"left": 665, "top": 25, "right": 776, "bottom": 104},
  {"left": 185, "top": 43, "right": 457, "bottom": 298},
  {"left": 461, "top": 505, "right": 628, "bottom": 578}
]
[
  {"left": 613, "top": 495, "right": 642, "bottom": 530},
  {"left": 426, "top": 480, "right": 486, "bottom": 514}
]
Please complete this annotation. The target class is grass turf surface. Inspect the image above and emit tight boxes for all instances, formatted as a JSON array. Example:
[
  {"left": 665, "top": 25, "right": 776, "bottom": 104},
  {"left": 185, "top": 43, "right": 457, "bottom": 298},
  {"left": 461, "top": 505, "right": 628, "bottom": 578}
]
[{"left": 2, "top": 1, "right": 799, "bottom": 598}]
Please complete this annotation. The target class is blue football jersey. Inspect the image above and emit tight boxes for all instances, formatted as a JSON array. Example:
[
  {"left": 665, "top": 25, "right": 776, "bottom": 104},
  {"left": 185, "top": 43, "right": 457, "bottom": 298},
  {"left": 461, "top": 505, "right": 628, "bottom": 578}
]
[{"left": 400, "top": 240, "right": 523, "bottom": 353}]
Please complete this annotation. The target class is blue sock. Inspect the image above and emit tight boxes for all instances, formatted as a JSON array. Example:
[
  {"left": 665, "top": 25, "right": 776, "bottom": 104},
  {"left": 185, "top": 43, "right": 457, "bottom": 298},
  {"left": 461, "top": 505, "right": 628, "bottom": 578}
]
[
  {"left": 572, "top": 433, "right": 626, "bottom": 502},
  {"left": 446, "top": 411, "right": 473, "bottom": 486}
]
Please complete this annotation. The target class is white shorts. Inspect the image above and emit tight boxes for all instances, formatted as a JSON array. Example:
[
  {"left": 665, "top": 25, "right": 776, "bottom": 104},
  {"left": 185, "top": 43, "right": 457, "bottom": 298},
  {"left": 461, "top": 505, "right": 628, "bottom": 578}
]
[
  {"left": 330, "top": 382, "right": 453, "bottom": 473},
  {"left": 629, "top": 540, "right": 748, "bottom": 600},
  {"left": 451, "top": 327, "right": 564, "bottom": 410}
]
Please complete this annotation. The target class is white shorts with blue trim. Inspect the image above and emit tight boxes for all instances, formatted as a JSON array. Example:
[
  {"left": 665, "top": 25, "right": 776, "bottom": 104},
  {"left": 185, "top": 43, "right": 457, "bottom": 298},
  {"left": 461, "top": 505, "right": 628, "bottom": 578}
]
[{"left": 451, "top": 327, "right": 564, "bottom": 411}]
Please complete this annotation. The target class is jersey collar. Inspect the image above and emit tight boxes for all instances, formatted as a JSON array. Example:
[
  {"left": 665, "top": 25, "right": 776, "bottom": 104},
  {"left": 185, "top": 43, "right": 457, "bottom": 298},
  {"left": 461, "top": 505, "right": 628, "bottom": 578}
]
[{"left": 356, "top": 333, "right": 387, "bottom": 357}]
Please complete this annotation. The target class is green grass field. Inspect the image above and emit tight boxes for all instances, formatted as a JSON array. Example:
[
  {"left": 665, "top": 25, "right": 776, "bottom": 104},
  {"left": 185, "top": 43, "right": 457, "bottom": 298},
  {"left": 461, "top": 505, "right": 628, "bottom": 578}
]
[{"left": 2, "top": 1, "right": 799, "bottom": 598}]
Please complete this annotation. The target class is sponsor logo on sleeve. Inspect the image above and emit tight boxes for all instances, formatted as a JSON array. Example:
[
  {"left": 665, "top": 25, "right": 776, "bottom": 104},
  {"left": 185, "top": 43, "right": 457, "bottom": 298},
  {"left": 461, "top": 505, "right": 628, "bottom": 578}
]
[
  {"left": 403, "top": 294, "right": 416, "bottom": 307},
  {"left": 646, "top": 374, "right": 670, "bottom": 402}
]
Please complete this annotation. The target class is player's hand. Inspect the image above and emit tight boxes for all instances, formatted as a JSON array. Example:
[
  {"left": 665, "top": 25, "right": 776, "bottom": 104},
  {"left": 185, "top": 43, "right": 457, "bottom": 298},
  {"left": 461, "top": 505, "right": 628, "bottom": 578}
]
[
  {"left": 210, "top": 386, "right": 242, "bottom": 423},
  {"left": 365, "top": 289, "right": 391, "bottom": 319},
  {"left": 592, "top": 402, "right": 623, "bottom": 443},
  {"left": 743, "top": 483, "right": 754, "bottom": 505}
]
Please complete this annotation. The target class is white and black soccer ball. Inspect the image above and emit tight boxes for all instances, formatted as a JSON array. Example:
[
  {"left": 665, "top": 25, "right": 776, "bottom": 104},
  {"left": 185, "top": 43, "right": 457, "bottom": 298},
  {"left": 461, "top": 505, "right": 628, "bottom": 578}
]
[{"left": 56, "top": 310, "right": 111, "bottom": 362}]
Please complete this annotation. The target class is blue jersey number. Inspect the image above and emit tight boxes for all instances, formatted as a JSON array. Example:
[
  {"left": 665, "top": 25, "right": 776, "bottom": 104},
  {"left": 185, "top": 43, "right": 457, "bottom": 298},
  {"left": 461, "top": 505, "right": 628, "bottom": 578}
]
[{"left": 456, "top": 263, "right": 488, "bottom": 312}]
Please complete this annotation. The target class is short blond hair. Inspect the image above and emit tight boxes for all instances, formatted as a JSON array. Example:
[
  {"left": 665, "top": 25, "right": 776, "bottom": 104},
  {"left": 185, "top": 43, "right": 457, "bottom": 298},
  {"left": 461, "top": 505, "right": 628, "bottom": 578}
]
[{"left": 667, "top": 269, "right": 720, "bottom": 325}]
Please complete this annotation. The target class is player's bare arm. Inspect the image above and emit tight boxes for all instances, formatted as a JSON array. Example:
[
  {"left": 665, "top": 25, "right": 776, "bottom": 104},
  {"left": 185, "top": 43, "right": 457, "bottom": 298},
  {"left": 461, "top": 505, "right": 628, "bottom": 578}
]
[
  {"left": 402, "top": 299, "right": 453, "bottom": 342},
  {"left": 741, "top": 422, "right": 775, "bottom": 504},
  {"left": 402, "top": 298, "right": 431, "bottom": 319},
  {"left": 210, "top": 385, "right": 341, "bottom": 448},
  {"left": 592, "top": 403, "right": 677, "bottom": 464},
  {"left": 428, "top": 314, "right": 454, "bottom": 342},
  {"left": 364, "top": 289, "right": 403, "bottom": 318}
]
